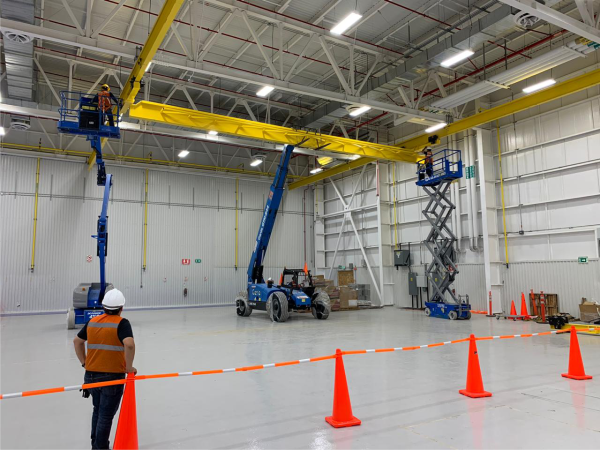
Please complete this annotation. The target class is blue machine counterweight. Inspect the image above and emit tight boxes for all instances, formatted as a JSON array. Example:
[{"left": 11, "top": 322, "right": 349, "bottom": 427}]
[
  {"left": 236, "top": 144, "right": 331, "bottom": 322},
  {"left": 416, "top": 148, "right": 471, "bottom": 320},
  {"left": 58, "top": 91, "right": 121, "bottom": 328}
]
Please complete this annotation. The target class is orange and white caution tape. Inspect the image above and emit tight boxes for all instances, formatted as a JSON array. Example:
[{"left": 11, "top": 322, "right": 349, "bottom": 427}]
[
  {"left": 342, "top": 337, "right": 471, "bottom": 355},
  {"left": 0, "top": 354, "right": 337, "bottom": 400},
  {"left": 0, "top": 329, "right": 575, "bottom": 401}
]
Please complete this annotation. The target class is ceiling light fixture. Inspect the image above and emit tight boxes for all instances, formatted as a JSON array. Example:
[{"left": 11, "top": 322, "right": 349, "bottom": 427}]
[
  {"left": 331, "top": 12, "right": 362, "bottom": 35},
  {"left": 250, "top": 157, "right": 264, "bottom": 167},
  {"left": 178, "top": 150, "right": 189, "bottom": 158},
  {"left": 522, "top": 78, "right": 556, "bottom": 93},
  {"left": 425, "top": 122, "right": 447, "bottom": 133},
  {"left": 208, "top": 130, "right": 218, "bottom": 136},
  {"left": 310, "top": 167, "right": 323, "bottom": 174},
  {"left": 349, "top": 105, "right": 371, "bottom": 117},
  {"left": 145, "top": 62, "right": 153, "bottom": 72},
  {"left": 351, "top": 154, "right": 361, "bottom": 160},
  {"left": 0, "top": 126, "right": 5, "bottom": 136},
  {"left": 440, "top": 50, "right": 474, "bottom": 68},
  {"left": 256, "top": 86, "right": 274, "bottom": 97}
]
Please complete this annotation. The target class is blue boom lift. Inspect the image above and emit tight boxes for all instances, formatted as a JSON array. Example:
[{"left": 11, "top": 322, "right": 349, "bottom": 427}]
[
  {"left": 416, "top": 147, "right": 471, "bottom": 320},
  {"left": 57, "top": 91, "right": 121, "bottom": 328},
  {"left": 236, "top": 144, "right": 331, "bottom": 322}
]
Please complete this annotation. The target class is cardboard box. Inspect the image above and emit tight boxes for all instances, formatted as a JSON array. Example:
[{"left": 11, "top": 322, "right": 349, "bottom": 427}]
[{"left": 579, "top": 301, "right": 600, "bottom": 322}]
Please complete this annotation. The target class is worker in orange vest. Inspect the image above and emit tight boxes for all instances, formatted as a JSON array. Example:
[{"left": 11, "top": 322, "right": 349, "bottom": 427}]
[
  {"left": 93, "top": 84, "right": 120, "bottom": 127},
  {"left": 73, "top": 289, "right": 136, "bottom": 450},
  {"left": 424, "top": 147, "right": 434, "bottom": 178}
]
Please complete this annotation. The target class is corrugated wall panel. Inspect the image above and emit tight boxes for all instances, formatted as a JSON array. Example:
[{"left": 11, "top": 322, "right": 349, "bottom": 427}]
[
  {"left": 501, "top": 260, "right": 600, "bottom": 317},
  {"left": 0, "top": 155, "right": 313, "bottom": 313}
]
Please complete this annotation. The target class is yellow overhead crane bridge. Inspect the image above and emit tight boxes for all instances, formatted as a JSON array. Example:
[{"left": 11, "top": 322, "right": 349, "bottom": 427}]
[{"left": 89, "top": 0, "right": 600, "bottom": 190}]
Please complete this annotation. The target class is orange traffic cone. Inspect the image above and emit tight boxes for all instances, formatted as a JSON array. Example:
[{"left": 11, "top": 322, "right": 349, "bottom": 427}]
[
  {"left": 459, "top": 335, "right": 492, "bottom": 398},
  {"left": 325, "top": 349, "right": 361, "bottom": 428},
  {"left": 520, "top": 293, "right": 529, "bottom": 319},
  {"left": 562, "top": 326, "right": 593, "bottom": 381},
  {"left": 304, "top": 261, "right": 309, "bottom": 274},
  {"left": 509, "top": 300, "right": 517, "bottom": 316},
  {"left": 114, "top": 373, "right": 139, "bottom": 450}
]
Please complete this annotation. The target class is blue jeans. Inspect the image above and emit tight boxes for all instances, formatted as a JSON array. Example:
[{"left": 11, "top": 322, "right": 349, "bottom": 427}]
[{"left": 84, "top": 371, "right": 125, "bottom": 450}]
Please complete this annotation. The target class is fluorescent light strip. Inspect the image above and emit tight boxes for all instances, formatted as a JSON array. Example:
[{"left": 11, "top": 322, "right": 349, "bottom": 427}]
[
  {"left": 522, "top": 79, "right": 556, "bottom": 93},
  {"left": 310, "top": 167, "right": 323, "bottom": 174},
  {"left": 331, "top": 12, "right": 362, "bottom": 35},
  {"left": 178, "top": 150, "right": 189, "bottom": 158},
  {"left": 349, "top": 106, "right": 371, "bottom": 117},
  {"left": 256, "top": 86, "right": 274, "bottom": 97},
  {"left": 440, "top": 50, "right": 474, "bottom": 68},
  {"left": 425, "top": 122, "right": 447, "bottom": 133},
  {"left": 250, "top": 159, "right": 263, "bottom": 167},
  {"left": 208, "top": 130, "right": 218, "bottom": 136},
  {"left": 0, "top": 126, "right": 5, "bottom": 136}
]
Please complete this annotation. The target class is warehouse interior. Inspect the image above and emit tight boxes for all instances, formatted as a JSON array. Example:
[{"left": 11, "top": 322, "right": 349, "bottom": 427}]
[{"left": 1, "top": 0, "right": 600, "bottom": 448}]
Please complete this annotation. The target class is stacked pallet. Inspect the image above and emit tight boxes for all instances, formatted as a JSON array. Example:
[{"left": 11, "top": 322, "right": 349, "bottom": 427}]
[{"left": 348, "top": 283, "right": 371, "bottom": 308}]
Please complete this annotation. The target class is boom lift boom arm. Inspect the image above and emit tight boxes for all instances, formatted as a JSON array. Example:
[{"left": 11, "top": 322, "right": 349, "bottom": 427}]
[{"left": 247, "top": 145, "right": 295, "bottom": 284}]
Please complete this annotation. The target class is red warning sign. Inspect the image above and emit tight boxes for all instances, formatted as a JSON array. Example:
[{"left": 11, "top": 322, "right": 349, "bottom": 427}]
[{"left": 182, "top": 259, "right": 191, "bottom": 265}]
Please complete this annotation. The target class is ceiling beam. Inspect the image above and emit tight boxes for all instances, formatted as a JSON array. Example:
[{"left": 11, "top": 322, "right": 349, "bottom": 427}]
[
  {"left": 288, "top": 66, "right": 600, "bottom": 189},
  {"left": 202, "top": 0, "right": 401, "bottom": 58},
  {"left": 0, "top": 19, "right": 136, "bottom": 59},
  {"left": 153, "top": 59, "right": 444, "bottom": 121}
]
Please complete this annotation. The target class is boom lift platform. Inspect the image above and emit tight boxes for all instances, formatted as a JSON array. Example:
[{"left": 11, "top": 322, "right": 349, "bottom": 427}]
[
  {"left": 236, "top": 144, "right": 331, "bottom": 322},
  {"left": 57, "top": 92, "right": 121, "bottom": 328},
  {"left": 416, "top": 148, "right": 470, "bottom": 320}
]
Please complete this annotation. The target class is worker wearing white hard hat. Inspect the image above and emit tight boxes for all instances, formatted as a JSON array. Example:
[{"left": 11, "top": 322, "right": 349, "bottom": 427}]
[{"left": 73, "top": 288, "right": 137, "bottom": 449}]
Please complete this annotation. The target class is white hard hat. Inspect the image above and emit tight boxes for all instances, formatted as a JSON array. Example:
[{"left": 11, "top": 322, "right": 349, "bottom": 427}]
[{"left": 102, "top": 288, "right": 125, "bottom": 310}]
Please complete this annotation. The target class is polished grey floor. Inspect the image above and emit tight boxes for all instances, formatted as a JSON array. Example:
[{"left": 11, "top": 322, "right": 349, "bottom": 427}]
[{"left": 1, "top": 307, "right": 599, "bottom": 449}]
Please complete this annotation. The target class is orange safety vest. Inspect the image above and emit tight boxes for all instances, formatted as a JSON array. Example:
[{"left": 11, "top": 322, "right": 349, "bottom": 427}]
[
  {"left": 85, "top": 314, "right": 126, "bottom": 373},
  {"left": 98, "top": 91, "right": 112, "bottom": 112}
]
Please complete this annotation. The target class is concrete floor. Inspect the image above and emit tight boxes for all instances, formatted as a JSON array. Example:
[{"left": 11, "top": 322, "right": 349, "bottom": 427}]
[{"left": 1, "top": 307, "right": 599, "bottom": 449}]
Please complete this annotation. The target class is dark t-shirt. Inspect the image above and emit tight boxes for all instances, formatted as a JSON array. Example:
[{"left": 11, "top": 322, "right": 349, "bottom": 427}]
[{"left": 77, "top": 317, "right": 133, "bottom": 344}]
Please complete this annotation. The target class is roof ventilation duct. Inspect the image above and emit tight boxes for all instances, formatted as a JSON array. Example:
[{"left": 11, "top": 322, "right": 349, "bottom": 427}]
[{"left": 1, "top": 0, "right": 35, "bottom": 101}]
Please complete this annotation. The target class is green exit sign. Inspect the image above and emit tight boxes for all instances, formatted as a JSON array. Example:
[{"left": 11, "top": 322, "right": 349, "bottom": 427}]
[
  {"left": 465, "top": 165, "right": 475, "bottom": 179},
  {"left": 578, "top": 256, "right": 588, "bottom": 264},
  {"left": 195, "top": 259, "right": 202, "bottom": 263}
]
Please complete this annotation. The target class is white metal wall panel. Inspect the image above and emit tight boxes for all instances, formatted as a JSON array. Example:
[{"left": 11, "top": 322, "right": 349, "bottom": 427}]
[
  {"left": 501, "top": 260, "right": 600, "bottom": 317},
  {"left": 0, "top": 155, "right": 313, "bottom": 313},
  {"left": 495, "top": 95, "right": 600, "bottom": 262}
]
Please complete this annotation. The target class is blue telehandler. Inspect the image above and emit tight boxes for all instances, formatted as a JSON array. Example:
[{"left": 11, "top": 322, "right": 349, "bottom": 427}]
[{"left": 236, "top": 144, "right": 331, "bottom": 322}]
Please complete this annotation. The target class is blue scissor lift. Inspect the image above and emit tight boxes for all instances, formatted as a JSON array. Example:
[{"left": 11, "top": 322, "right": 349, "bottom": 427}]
[
  {"left": 58, "top": 92, "right": 121, "bottom": 328},
  {"left": 416, "top": 149, "right": 470, "bottom": 320}
]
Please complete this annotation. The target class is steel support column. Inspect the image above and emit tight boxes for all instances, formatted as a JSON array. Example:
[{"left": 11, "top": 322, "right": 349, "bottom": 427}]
[{"left": 476, "top": 129, "right": 503, "bottom": 313}]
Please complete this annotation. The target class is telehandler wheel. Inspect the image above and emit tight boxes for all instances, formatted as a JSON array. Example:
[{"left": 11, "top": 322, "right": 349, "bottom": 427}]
[
  {"left": 267, "top": 291, "right": 289, "bottom": 323},
  {"left": 67, "top": 307, "right": 75, "bottom": 329},
  {"left": 311, "top": 291, "right": 331, "bottom": 320},
  {"left": 448, "top": 310, "right": 458, "bottom": 320},
  {"left": 235, "top": 293, "right": 252, "bottom": 317}
]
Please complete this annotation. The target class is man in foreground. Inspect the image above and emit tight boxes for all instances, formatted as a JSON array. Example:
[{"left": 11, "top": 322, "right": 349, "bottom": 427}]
[{"left": 73, "top": 288, "right": 136, "bottom": 450}]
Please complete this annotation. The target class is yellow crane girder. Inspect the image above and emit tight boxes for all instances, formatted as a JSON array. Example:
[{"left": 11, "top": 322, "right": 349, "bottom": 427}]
[
  {"left": 128, "top": 101, "right": 420, "bottom": 163},
  {"left": 88, "top": 0, "right": 186, "bottom": 170},
  {"left": 288, "top": 67, "right": 600, "bottom": 190}
]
